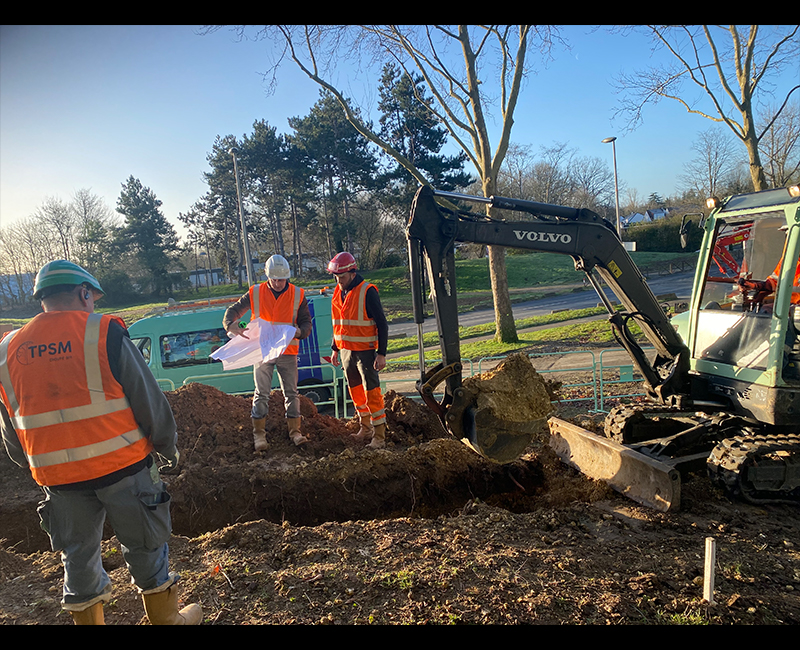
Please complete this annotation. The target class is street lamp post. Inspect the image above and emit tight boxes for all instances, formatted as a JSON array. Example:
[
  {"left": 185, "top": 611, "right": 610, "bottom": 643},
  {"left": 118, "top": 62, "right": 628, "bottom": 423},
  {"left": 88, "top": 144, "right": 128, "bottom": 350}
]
[
  {"left": 230, "top": 147, "right": 255, "bottom": 287},
  {"left": 602, "top": 137, "right": 621, "bottom": 239}
]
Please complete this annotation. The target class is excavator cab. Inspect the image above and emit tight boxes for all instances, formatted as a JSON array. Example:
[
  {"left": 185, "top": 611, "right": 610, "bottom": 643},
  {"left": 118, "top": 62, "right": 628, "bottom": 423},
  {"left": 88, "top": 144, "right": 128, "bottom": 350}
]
[{"left": 681, "top": 187, "right": 800, "bottom": 424}]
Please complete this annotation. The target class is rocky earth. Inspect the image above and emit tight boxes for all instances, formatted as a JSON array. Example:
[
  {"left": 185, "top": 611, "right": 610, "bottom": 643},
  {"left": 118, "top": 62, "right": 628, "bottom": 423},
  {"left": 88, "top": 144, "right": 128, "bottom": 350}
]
[{"left": 1, "top": 354, "right": 799, "bottom": 625}]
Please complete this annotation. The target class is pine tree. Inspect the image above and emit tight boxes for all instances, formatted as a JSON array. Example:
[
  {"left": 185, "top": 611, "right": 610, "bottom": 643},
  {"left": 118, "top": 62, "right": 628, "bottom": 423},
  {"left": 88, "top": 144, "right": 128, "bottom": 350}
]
[
  {"left": 377, "top": 63, "right": 471, "bottom": 211},
  {"left": 114, "top": 176, "right": 179, "bottom": 297}
]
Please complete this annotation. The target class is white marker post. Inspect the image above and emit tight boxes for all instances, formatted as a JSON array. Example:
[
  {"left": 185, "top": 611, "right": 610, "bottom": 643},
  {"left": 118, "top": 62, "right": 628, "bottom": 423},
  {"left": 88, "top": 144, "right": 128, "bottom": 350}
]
[{"left": 704, "top": 537, "right": 716, "bottom": 603}]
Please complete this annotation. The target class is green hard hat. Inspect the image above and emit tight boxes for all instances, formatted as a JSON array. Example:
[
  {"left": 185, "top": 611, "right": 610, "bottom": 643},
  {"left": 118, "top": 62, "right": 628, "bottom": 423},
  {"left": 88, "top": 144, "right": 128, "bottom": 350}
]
[{"left": 33, "top": 260, "right": 104, "bottom": 300}]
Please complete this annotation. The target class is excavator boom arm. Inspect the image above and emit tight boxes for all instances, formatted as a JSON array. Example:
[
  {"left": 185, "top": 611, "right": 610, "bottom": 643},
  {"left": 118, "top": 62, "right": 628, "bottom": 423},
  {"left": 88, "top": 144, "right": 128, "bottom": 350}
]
[{"left": 407, "top": 186, "right": 691, "bottom": 419}]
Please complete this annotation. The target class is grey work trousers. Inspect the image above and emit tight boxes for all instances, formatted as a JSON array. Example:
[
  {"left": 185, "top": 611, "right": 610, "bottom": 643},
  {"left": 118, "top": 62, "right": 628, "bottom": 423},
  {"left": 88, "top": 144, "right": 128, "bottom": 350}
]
[
  {"left": 37, "top": 461, "right": 173, "bottom": 611},
  {"left": 251, "top": 353, "right": 300, "bottom": 419}
]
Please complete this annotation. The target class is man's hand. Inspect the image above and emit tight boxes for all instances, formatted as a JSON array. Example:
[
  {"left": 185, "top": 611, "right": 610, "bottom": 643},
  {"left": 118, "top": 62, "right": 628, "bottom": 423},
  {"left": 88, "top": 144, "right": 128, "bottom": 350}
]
[
  {"left": 331, "top": 350, "right": 340, "bottom": 367},
  {"left": 374, "top": 353, "right": 386, "bottom": 372},
  {"left": 226, "top": 321, "right": 249, "bottom": 339},
  {"left": 738, "top": 278, "right": 767, "bottom": 292},
  {"left": 159, "top": 449, "right": 180, "bottom": 474}
]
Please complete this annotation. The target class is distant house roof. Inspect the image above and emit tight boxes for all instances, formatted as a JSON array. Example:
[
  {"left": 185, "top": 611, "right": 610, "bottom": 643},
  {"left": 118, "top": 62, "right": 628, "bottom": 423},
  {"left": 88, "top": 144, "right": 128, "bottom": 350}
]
[{"left": 622, "top": 207, "right": 673, "bottom": 227}]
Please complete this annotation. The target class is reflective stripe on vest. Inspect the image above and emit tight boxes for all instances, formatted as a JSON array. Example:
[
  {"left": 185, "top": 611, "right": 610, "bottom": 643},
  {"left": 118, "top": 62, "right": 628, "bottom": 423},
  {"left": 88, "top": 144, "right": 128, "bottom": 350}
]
[
  {"left": 249, "top": 282, "right": 303, "bottom": 355},
  {"left": 0, "top": 312, "right": 152, "bottom": 486},
  {"left": 332, "top": 281, "right": 379, "bottom": 351}
]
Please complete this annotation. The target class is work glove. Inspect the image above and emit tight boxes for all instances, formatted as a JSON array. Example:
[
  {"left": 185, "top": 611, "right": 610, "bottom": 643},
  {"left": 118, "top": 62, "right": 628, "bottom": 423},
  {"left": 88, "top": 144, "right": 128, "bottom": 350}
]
[
  {"left": 158, "top": 449, "right": 181, "bottom": 474},
  {"left": 737, "top": 278, "right": 768, "bottom": 292}
]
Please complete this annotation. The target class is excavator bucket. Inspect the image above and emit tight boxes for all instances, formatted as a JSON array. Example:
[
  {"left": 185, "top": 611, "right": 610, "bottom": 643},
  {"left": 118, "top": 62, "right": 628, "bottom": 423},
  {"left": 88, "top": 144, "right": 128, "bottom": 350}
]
[
  {"left": 548, "top": 417, "right": 682, "bottom": 512},
  {"left": 461, "top": 404, "right": 545, "bottom": 464},
  {"left": 439, "top": 354, "right": 554, "bottom": 464}
]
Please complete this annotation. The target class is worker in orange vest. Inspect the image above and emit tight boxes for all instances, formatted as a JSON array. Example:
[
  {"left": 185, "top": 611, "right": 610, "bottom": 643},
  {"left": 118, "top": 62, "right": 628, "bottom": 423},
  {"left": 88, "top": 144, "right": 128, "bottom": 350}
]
[
  {"left": 0, "top": 260, "right": 201, "bottom": 625},
  {"left": 738, "top": 225, "right": 800, "bottom": 309},
  {"left": 327, "top": 252, "right": 389, "bottom": 449},
  {"left": 224, "top": 255, "right": 312, "bottom": 449}
]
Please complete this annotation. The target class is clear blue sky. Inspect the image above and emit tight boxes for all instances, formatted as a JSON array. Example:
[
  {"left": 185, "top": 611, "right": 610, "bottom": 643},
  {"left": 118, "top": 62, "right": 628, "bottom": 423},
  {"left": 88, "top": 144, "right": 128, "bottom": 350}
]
[{"left": 1, "top": 25, "right": 794, "bottom": 239}]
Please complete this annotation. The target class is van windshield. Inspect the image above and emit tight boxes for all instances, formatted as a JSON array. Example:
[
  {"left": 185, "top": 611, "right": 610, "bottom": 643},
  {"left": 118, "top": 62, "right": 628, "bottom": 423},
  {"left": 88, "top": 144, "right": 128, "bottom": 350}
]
[{"left": 160, "top": 328, "right": 227, "bottom": 367}]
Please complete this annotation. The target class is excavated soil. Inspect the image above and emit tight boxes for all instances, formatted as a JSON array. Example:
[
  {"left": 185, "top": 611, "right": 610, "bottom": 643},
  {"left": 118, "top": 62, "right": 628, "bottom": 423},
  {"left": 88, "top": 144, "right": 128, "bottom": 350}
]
[{"left": 2, "top": 353, "right": 799, "bottom": 625}]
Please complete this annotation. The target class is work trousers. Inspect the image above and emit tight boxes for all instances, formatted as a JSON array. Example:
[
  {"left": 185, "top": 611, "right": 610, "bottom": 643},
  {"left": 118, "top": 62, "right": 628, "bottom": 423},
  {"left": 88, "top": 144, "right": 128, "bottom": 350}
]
[
  {"left": 340, "top": 348, "right": 386, "bottom": 425},
  {"left": 37, "top": 461, "right": 173, "bottom": 611},
  {"left": 252, "top": 353, "right": 300, "bottom": 419}
]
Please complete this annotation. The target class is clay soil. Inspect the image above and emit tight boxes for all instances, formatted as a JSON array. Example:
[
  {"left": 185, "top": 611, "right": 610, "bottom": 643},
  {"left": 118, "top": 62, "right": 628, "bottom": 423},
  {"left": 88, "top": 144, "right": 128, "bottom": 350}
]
[{"left": 1, "top": 355, "right": 799, "bottom": 625}]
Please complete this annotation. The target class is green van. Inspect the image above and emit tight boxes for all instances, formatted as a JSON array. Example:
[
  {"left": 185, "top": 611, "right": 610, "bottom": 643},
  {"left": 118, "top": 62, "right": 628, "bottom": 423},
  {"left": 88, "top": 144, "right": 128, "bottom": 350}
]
[{"left": 127, "top": 292, "right": 343, "bottom": 410}]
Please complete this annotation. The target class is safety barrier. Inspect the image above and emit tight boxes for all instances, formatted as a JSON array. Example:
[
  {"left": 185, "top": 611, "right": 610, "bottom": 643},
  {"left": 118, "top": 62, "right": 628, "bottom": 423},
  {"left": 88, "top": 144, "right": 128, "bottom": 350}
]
[
  {"left": 379, "top": 348, "right": 648, "bottom": 414},
  {"left": 529, "top": 350, "right": 599, "bottom": 411},
  {"left": 475, "top": 351, "right": 598, "bottom": 411},
  {"left": 597, "top": 347, "right": 652, "bottom": 412}
]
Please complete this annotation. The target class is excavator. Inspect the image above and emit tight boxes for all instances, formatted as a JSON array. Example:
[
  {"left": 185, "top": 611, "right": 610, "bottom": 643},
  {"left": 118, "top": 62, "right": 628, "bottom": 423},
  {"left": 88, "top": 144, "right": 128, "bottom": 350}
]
[{"left": 406, "top": 184, "right": 800, "bottom": 511}]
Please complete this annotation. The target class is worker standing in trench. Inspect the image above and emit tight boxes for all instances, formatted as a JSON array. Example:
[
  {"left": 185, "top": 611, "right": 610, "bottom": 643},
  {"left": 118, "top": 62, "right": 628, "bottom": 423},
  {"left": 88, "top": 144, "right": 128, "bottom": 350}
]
[
  {"left": 0, "top": 260, "right": 202, "bottom": 625},
  {"left": 327, "top": 252, "right": 389, "bottom": 449},
  {"left": 223, "top": 254, "right": 313, "bottom": 450}
]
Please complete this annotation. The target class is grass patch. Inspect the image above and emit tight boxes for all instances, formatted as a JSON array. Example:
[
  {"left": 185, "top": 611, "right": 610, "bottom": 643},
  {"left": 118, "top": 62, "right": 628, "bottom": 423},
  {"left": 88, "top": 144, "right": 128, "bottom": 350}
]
[{"left": 386, "top": 306, "right": 608, "bottom": 354}]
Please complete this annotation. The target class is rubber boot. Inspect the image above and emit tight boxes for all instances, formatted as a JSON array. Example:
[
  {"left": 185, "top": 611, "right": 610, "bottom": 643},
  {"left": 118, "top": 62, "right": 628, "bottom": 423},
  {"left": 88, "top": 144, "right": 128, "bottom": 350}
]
[
  {"left": 70, "top": 602, "right": 105, "bottom": 625},
  {"left": 368, "top": 423, "right": 386, "bottom": 449},
  {"left": 350, "top": 415, "right": 373, "bottom": 442},
  {"left": 252, "top": 417, "right": 268, "bottom": 452},
  {"left": 142, "top": 584, "right": 203, "bottom": 625},
  {"left": 288, "top": 416, "right": 308, "bottom": 446}
]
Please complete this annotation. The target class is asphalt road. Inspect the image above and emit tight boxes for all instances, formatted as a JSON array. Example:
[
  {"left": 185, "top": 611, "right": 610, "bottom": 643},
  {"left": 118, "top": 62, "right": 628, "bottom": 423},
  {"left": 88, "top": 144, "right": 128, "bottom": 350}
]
[{"left": 388, "top": 271, "right": 695, "bottom": 338}]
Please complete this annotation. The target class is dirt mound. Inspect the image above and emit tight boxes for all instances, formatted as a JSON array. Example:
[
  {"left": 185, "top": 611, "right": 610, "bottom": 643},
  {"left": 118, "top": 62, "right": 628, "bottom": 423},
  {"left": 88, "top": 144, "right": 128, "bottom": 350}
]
[
  {"left": 458, "top": 353, "right": 556, "bottom": 463},
  {"left": 161, "top": 382, "right": 600, "bottom": 538},
  {"left": 462, "top": 352, "right": 553, "bottom": 423}
]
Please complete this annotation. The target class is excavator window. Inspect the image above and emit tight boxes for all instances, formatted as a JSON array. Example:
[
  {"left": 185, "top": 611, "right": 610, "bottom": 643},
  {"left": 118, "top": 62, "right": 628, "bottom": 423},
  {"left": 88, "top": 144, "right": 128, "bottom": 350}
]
[{"left": 694, "top": 214, "right": 788, "bottom": 371}]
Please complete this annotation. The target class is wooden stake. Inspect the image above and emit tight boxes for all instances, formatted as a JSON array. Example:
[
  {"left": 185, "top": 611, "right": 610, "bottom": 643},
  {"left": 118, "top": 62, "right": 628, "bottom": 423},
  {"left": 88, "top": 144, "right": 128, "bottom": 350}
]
[{"left": 704, "top": 537, "right": 716, "bottom": 603}]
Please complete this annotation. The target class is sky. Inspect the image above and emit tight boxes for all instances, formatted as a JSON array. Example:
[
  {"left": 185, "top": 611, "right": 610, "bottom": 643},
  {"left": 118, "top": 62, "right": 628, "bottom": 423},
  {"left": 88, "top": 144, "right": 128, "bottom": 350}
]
[{"left": 1, "top": 25, "right": 797, "bottom": 241}]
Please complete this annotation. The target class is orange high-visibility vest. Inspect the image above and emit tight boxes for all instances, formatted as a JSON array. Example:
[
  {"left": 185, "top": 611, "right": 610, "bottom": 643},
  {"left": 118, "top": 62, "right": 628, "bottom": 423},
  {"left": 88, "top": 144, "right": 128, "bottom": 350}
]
[
  {"left": 768, "top": 257, "right": 800, "bottom": 304},
  {"left": 249, "top": 282, "right": 304, "bottom": 355},
  {"left": 0, "top": 311, "right": 153, "bottom": 487},
  {"left": 332, "top": 281, "right": 379, "bottom": 351}
]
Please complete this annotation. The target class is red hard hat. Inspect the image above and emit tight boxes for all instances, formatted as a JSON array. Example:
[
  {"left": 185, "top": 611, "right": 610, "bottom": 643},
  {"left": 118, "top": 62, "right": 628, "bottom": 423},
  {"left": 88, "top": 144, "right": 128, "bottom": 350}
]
[{"left": 327, "top": 252, "right": 357, "bottom": 274}]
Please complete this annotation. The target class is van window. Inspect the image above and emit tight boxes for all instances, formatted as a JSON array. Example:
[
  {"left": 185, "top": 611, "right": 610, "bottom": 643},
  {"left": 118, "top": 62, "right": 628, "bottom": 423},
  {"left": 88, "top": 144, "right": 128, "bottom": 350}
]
[
  {"left": 160, "top": 328, "right": 227, "bottom": 367},
  {"left": 131, "top": 337, "right": 151, "bottom": 365}
]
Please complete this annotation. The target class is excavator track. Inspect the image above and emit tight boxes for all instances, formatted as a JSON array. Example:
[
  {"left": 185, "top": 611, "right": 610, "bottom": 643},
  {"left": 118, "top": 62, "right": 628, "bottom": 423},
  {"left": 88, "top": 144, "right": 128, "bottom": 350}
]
[
  {"left": 603, "top": 404, "right": 695, "bottom": 444},
  {"left": 707, "top": 432, "right": 800, "bottom": 505}
]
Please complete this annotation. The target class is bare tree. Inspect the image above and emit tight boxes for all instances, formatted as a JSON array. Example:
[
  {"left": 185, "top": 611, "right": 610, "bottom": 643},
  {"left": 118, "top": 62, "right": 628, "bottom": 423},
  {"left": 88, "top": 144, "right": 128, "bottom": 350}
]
[
  {"left": 614, "top": 25, "right": 800, "bottom": 191},
  {"left": 200, "top": 24, "right": 563, "bottom": 342},
  {"left": 70, "top": 189, "right": 117, "bottom": 274},
  {"left": 497, "top": 143, "right": 537, "bottom": 198},
  {"left": 678, "top": 128, "right": 739, "bottom": 198},
  {"left": 568, "top": 155, "right": 616, "bottom": 212},
  {"left": 33, "top": 196, "right": 74, "bottom": 260},
  {"left": 759, "top": 101, "right": 800, "bottom": 187}
]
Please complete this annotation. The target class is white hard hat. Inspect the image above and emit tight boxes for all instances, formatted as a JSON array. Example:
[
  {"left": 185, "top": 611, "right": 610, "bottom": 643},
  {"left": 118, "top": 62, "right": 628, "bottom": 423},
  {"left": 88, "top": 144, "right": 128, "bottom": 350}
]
[{"left": 265, "top": 255, "right": 291, "bottom": 280}]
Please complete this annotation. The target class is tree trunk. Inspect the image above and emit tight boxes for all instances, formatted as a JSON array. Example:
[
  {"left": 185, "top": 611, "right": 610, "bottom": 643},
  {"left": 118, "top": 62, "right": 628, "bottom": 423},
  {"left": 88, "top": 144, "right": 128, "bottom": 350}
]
[
  {"left": 743, "top": 125, "right": 768, "bottom": 191},
  {"left": 482, "top": 176, "right": 518, "bottom": 343},
  {"left": 488, "top": 245, "right": 517, "bottom": 343}
]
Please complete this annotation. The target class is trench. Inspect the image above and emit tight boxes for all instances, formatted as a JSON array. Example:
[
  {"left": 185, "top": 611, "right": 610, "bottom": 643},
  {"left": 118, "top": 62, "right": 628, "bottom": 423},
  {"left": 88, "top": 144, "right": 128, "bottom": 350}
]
[{"left": 166, "top": 440, "right": 550, "bottom": 538}]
